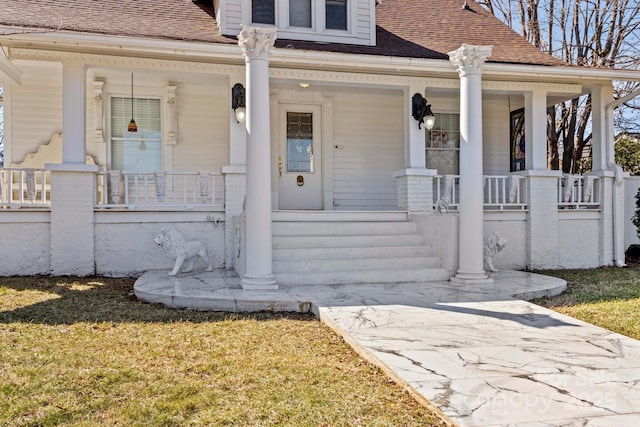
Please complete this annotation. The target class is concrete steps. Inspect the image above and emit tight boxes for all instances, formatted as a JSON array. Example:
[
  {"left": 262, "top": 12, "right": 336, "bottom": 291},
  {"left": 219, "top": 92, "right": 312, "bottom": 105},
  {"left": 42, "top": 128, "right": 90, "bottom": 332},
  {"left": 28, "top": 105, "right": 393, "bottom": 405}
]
[{"left": 272, "top": 212, "right": 450, "bottom": 285}]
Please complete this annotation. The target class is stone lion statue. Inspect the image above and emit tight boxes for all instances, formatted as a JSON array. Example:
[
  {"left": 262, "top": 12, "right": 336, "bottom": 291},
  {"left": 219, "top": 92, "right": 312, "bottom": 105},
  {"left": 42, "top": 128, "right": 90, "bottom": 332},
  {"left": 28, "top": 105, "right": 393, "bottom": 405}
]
[
  {"left": 153, "top": 227, "right": 213, "bottom": 276},
  {"left": 483, "top": 232, "right": 507, "bottom": 272}
]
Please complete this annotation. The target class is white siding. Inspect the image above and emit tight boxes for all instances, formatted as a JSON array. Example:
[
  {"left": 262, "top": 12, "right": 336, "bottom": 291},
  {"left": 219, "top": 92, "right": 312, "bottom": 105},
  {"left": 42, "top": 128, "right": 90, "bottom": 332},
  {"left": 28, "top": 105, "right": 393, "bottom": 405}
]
[
  {"left": 171, "top": 81, "right": 229, "bottom": 172},
  {"left": 9, "top": 61, "right": 62, "bottom": 164},
  {"left": 332, "top": 90, "right": 403, "bottom": 209},
  {"left": 355, "top": 0, "right": 373, "bottom": 40},
  {"left": 483, "top": 98, "right": 511, "bottom": 175},
  {"left": 224, "top": 0, "right": 243, "bottom": 34}
]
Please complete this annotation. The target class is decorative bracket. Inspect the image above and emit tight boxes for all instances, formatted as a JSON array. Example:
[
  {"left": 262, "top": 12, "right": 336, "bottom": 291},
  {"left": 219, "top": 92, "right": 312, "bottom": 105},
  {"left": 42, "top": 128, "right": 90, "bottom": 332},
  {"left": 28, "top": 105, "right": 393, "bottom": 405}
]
[
  {"left": 93, "top": 80, "right": 105, "bottom": 143},
  {"left": 165, "top": 84, "right": 177, "bottom": 145}
]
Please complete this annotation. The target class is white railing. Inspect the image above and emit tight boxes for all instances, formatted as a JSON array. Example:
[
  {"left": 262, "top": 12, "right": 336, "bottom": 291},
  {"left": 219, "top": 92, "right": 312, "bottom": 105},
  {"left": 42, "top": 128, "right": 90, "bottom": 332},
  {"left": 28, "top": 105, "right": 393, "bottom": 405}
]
[
  {"left": 433, "top": 174, "right": 528, "bottom": 212},
  {"left": 0, "top": 168, "right": 51, "bottom": 207},
  {"left": 96, "top": 171, "right": 223, "bottom": 208},
  {"left": 557, "top": 174, "right": 600, "bottom": 209}
]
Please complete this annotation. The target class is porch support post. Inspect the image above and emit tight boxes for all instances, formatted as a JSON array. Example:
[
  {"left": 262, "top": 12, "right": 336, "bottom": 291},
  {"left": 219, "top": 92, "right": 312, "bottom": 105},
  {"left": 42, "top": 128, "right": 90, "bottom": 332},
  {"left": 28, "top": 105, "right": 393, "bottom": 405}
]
[
  {"left": 48, "top": 62, "right": 99, "bottom": 275},
  {"left": 524, "top": 88, "right": 548, "bottom": 170},
  {"left": 62, "top": 63, "right": 88, "bottom": 164},
  {"left": 592, "top": 83, "right": 624, "bottom": 266},
  {"left": 449, "top": 44, "right": 493, "bottom": 284},
  {"left": 238, "top": 25, "right": 278, "bottom": 290},
  {"left": 223, "top": 73, "right": 248, "bottom": 271},
  {"left": 395, "top": 85, "right": 437, "bottom": 212}
]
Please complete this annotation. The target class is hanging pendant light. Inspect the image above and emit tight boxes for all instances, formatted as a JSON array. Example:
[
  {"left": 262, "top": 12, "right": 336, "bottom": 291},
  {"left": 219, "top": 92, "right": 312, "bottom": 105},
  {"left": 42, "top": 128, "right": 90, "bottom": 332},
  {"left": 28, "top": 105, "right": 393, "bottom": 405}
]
[{"left": 128, "top": 73, "right": 138, "bottom": 133}]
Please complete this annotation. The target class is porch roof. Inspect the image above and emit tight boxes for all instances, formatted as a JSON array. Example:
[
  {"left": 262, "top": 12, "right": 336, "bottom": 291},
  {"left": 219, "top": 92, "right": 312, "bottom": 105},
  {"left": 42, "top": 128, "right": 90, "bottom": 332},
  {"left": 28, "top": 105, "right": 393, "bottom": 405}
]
[{"left": 0, "top": 0, "right": 565, "bottom": 68}]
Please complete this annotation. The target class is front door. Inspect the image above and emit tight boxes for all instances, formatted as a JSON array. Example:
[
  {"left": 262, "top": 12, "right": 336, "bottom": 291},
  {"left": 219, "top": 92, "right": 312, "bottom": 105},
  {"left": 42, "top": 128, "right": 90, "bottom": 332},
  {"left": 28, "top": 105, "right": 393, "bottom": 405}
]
[{"left": 278, "top": 105, "right": 322, "bottom": 209}]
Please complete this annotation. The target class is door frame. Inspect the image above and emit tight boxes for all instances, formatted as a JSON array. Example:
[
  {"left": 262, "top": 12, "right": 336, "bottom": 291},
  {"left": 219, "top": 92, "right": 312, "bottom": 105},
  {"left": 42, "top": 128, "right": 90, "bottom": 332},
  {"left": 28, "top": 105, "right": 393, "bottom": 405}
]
[{"left": 271, "top": 90, "right": 335, "bottom": 210}]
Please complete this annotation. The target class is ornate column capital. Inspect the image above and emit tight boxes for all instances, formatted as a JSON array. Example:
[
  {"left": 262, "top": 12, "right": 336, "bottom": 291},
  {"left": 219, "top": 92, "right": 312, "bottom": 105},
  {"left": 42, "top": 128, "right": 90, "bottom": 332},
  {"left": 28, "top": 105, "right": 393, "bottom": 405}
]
[
  {"left": 448, "top": 44, "right": 493, "bottom": 77},
  {"left": 238, "top": 25, "right": 277, "bottom": 62}
]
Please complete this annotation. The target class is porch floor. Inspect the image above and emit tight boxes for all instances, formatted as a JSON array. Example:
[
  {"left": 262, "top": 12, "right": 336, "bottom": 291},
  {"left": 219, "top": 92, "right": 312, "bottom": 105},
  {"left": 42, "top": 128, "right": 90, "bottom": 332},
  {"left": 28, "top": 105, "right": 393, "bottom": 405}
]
[{"left": 134, "top": 270, "right": 640, "bottom": 427}]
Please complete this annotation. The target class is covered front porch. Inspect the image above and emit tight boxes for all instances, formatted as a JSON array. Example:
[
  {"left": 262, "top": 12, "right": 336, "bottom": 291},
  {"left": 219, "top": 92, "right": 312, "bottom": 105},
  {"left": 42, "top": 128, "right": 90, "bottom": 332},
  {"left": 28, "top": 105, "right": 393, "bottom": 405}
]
[{"left": 0, "top": 30, "right": 625, "bottom": 282}]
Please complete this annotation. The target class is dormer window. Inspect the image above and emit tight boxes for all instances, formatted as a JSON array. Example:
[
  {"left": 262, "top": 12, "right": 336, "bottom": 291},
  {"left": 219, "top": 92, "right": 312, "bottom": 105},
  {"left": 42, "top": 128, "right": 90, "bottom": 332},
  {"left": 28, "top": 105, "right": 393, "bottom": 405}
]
[
  {"left": 231, "top": 0, "right": 373, "bottom": 46},
  {"left": 250, "top": 0, "right": 349, "bottom": 32}
]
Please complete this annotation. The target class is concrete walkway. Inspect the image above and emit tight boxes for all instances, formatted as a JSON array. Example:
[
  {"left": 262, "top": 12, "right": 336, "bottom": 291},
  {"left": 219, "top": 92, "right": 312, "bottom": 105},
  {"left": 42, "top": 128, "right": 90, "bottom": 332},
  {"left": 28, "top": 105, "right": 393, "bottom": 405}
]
[{"left": 135, "top": 270, "right": 640, "bottom": 426}]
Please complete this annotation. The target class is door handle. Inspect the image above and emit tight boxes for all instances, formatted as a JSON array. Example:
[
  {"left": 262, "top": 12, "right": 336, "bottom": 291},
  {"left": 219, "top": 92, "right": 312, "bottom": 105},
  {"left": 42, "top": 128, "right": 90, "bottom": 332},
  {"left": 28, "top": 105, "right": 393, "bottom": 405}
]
[{"left": 278, "top": 156, "right": 283, "bottom": 179}]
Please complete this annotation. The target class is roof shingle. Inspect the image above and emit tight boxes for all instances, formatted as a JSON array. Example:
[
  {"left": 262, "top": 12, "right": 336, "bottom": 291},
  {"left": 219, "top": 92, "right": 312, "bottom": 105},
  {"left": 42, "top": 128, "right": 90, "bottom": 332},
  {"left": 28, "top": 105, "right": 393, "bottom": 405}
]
[{"left": 0, "top": 0, "right": 565, "bottom": 67}]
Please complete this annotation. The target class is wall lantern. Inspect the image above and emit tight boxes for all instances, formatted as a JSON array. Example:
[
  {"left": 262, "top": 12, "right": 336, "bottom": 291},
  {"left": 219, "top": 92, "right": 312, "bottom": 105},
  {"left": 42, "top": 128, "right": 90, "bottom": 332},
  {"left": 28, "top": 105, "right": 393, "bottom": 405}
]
[
  {"left": 231, "top": 83, "right": 246, "bottom": 124},
  {"left": 412, "top": 93, "right": 435, "bottom": 130}
]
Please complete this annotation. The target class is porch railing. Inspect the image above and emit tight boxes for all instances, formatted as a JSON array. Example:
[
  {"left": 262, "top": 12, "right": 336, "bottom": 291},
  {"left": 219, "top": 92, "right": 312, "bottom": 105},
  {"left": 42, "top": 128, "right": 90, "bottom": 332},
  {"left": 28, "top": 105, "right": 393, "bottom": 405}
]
[
  {"left": 433, "top": 175, "right": 528, "bottom": 211},
  {"left": 0, "top": 168, "right": 51, "bottom": 207},
  {"left": 557, "top": 174, "right": 600, "bottom": 209},
  {"left": 96, "top": 171, "right": 223, "bottom": 208}
]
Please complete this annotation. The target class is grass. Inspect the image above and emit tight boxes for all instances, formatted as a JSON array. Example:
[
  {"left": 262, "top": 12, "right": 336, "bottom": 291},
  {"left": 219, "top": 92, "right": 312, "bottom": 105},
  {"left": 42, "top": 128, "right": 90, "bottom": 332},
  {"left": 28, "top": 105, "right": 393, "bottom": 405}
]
[
  {"left": 0, "top": 276, "right": 450, "bottom": 427},
  {"left": 533, "top": 264, "right": 640, "bottom": 340}
]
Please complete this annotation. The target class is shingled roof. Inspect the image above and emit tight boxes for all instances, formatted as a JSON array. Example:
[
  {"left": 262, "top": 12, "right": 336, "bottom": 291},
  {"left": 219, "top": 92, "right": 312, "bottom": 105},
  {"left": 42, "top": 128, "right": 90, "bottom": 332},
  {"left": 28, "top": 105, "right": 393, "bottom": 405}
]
[{"left": 0, "top": 0, "right": 565, "bottom": 67}]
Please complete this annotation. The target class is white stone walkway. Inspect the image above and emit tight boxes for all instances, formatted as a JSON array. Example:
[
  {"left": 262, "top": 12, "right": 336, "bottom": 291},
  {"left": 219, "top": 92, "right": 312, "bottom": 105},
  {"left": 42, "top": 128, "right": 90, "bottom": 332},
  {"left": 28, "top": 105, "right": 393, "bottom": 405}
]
[{"left": 134, "top": 270, "right": 640, "bottom": 426}]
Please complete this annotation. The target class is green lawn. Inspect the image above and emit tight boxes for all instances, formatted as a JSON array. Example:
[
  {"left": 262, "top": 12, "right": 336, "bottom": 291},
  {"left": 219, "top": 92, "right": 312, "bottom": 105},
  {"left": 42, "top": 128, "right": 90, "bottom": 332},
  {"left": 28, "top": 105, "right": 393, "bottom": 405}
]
[
  {"left": 0, "top": 277, "right": 451, "bottom": 427},
  {"left": 533, "top": 265, "right": 640, "bottom": 340}
]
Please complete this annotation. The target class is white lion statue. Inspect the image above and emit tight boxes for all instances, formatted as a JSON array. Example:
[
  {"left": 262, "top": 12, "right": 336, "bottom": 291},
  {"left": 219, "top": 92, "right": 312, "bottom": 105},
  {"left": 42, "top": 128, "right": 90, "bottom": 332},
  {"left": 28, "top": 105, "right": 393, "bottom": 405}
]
[
  {"left": 153, "top": 227, "right": 213, "bottom": 276},
  {"left": 483, "top": 232, "right": 507, "bottom": 272}
]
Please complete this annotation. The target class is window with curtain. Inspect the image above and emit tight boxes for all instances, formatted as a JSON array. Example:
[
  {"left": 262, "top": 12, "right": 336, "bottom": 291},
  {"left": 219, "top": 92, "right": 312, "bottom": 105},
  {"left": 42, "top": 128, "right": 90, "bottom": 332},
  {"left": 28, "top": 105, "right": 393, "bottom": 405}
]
[
  {"left": 326, "top": 0, "right": 347, "bottom": 30},
  {"left": 426, "top": 113, "right": 460, "bottom": 175},
  {"left": 252, "top": 0, "right": 276, "bottom": 24},
  {"left": 290, "top": 0, "right": 312, "bottom": 28},
  {"left": 111, "top": 97, "right": 162, "bottom": 172}
]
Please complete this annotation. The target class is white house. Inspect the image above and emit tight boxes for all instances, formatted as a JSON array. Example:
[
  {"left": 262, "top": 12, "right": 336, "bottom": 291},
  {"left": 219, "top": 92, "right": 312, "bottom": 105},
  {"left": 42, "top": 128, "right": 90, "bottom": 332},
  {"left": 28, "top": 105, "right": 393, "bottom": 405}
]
[{"left": 0, "top": 0, "right": 638, "bottom": 287}]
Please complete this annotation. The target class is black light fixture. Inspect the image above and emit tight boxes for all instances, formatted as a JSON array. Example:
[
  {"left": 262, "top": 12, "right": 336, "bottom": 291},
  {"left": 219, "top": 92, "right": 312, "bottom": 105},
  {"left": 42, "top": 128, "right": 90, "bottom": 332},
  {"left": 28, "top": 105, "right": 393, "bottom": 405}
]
[
  {"left": 231, "top": 83, "right": 246, "bottom": 124},
  {"left": 128, "top": 73, "right": 138, "bottom": 133},
  {"left": 412, "top": 93, "right": 435, "bottom": 130}
]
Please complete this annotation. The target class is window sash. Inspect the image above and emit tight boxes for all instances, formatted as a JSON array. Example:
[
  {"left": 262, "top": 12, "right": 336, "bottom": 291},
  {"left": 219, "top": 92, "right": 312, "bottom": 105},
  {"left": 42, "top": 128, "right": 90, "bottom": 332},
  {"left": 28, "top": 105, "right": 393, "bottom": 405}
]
[
  {"left": 426, "top": 113, "right": 460, "bottom": 175},
  {"left": 111, "top": 97, "right": 162, "bottom": 172},
  {"left": 253, "top": 0, "right": 276, "bottom": 24},
  {"left": 290, "top": 0, "right": 312, "bottom": 28},
  {"left": 326, "top": 0, "right": 347, "bottom": 30}
]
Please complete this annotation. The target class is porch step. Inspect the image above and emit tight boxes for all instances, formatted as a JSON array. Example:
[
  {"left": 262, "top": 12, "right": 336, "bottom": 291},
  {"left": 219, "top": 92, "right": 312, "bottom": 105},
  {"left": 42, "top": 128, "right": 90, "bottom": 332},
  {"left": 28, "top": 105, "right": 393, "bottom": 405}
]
[
  {"left": 275, "top": 268, "right": 451, "bottom": 286},
  {"left": 272, "top": 217, "right": 450, "bottom": 285},
  {"left": 273, "top": 234, "right": 425, "bottom": 249}
]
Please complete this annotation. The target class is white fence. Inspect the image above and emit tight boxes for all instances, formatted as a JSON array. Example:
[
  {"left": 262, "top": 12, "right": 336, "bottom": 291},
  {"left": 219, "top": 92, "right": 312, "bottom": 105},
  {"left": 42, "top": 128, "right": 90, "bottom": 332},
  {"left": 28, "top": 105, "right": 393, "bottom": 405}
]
[
  {"left": 557, "top": 174, "right": 600, "bottom": 210},
  {"left": 433, "top": 175, "right": 528, "bottom": 211},
  {"left": 96, "top": 171, "right": 223, "bottom": 208},
  {"left": 0, "top": 168, "right": 51, "bottom": 207}
]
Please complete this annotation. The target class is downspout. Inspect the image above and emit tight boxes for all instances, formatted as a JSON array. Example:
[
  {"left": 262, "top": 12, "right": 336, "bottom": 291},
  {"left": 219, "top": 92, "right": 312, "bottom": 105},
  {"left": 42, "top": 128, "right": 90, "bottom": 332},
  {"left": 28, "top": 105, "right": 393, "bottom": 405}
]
[{"left": 605, "top": 87, "right": 640, "bottom": 267}]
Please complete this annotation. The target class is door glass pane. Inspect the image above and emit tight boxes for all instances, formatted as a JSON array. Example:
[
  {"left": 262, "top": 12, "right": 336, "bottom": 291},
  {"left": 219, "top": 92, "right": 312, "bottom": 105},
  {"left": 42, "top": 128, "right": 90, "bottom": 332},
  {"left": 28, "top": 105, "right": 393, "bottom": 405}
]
[
  {"left": 290, "top": 0, "right": 312, "bottom": 27},
  {"left": 253, "top": 0, "right": 275, "bottom": 24},
  {"left": 326, "top": 0, "right": 347, "bottom": 30},
  {"left": 287, "top": 112, "right": 313, "bottom": 173}
]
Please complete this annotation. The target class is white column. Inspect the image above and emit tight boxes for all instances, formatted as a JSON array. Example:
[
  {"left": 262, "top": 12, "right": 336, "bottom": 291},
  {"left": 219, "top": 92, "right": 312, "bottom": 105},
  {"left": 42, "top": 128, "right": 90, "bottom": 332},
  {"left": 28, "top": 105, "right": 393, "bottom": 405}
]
[
  {"left": 449, "top": 44, "right": 493, "bottom": 284},
  {"left": 238, "top": 25, "right": 278, "bottom": 290},
  {"left": 62, "top": 63, "right": 88, "bottom": 164},
  {"left": 524, "top": 88, "right": 548, "bottom": 170}
]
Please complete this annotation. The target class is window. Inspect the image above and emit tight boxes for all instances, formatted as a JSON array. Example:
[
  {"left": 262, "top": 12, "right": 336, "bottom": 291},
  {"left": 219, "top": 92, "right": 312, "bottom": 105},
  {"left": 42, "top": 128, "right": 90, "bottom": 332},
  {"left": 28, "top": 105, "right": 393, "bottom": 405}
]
[
  {"left": 252, "top": 0, "right": 275, "bottom": 24},
  {"left": 111, "top": 97, "right": 162, "bottom": 172},
  {"left": 326, "top": 0, "right": 347, "bottom": 30},
  {"left": 426, "top": 113, "right": 460, "bottom": 175},
  {"left": 290, "top": 0, "right": 312, "bottom": 28},
  {"left": 250, "top": 0, "right": 348, "bottom": 32}
]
